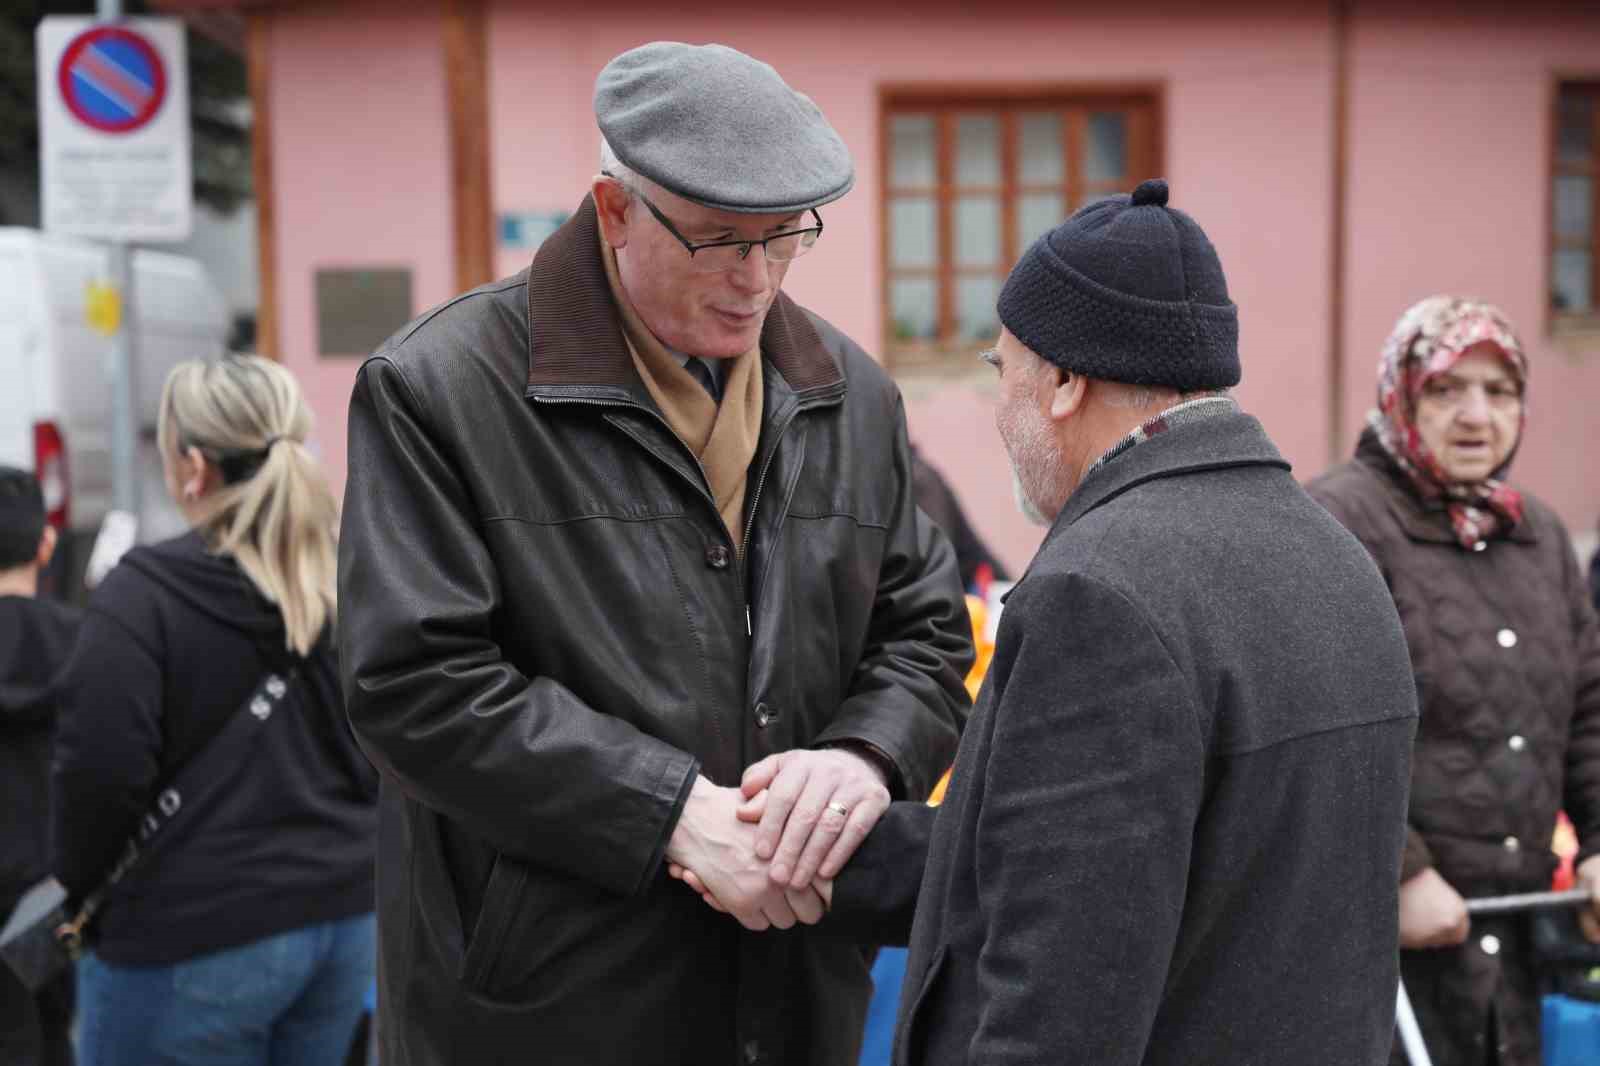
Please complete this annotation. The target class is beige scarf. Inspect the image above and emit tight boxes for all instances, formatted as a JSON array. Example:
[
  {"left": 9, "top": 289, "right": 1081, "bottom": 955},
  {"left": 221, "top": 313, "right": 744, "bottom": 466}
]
[{"left": 601, "top": 241, "right": 764, "bottom": 553}]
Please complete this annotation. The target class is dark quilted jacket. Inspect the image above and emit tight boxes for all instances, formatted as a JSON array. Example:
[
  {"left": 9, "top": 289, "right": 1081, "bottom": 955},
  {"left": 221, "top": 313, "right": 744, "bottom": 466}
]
[{"left": 1308, "top": 429, "right": 1600, "bottom": 1066}]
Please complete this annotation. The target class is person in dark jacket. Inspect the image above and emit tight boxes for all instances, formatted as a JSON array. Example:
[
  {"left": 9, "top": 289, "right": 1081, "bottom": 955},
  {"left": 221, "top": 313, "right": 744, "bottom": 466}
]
[
  {"left": 681, "top": 179, "right": 1418, "bottom": 1065},
  {"left": 52, "top": 356, "right": 378, "bottom": 1066},
  {"left": 337, "top": 42, "right": 971, "bottom": 1066},
  {"left": 0, "top": 468, "right": 78, "bottom": 1066},
  {"left": 1308, "top": 296, "right": 1600, "bottom": 1066}
]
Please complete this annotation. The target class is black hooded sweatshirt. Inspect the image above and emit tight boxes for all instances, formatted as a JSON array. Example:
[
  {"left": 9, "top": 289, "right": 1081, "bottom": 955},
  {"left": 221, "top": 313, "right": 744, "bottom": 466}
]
[
  {"left": 0, "top": 595, "right": 80, "bottom": 916},
  {"left": 51, "top": 531, "right": 377, "bottom": 965}
]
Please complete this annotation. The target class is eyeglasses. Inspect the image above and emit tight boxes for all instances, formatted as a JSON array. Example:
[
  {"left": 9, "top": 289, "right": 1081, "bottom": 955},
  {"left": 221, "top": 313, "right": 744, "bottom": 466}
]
[
  {"left": 1417, "top": 377, "right": 1523, "bottom": 410},
  {"left": 632, "top": 189, "right": 823, "bottom": 274}
]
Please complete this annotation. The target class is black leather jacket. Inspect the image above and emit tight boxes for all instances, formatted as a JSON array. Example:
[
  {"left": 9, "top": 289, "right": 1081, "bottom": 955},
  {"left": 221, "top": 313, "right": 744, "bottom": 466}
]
[{"left": 338, "top": 198, "right": 972, "bottom": 1066}]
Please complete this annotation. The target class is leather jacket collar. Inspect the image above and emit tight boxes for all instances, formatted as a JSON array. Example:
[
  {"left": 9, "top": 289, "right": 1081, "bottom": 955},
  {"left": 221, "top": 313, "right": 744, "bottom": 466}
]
[{"left": 525, "top": 197, "right": 845, "bottom": 402}]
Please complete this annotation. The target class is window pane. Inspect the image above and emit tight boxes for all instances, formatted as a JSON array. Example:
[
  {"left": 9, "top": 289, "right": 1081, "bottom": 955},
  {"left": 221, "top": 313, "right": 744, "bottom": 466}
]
[
  {"left": 1086, "top": 112, "right": 1128, "bottom": 183},
  {"left": 890, "top": 197, "right": 938, "bottom": 268},
  {"left": 1558, "top": 91, "right": 1595, "bottom": 167},
  {"left": 1017, "top": 193, "right": 1065, "bottom": 251},
  {"left": 891, "top": 279, "right": 939, "bottom": 340},
  {"left": 1019, "top": 113, "right": 1064, "bottom": 184},
  {"left": 891, "top": 115, "right": 936, "bottom": 187},
  {"left": 1553, "top": 251, "right": 1593, "bottom": 314},
  {"left": 955, "top": 195, "right": 1001, "bottom": 267},
  {"left": 958, "top": 277, "right": 1003, "bottom": 340},
  {"left": 956, "top": 115, "right": 1001, "bottom": 186},
  {"left": 1555, "top": 176, "right": 1593, "bottom": 239}
]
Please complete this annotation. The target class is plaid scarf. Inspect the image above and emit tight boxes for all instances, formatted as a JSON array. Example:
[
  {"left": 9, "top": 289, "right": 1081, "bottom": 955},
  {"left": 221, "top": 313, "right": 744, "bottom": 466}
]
[
  {"left": 1368, "top": 295, "right": 1527, "bottom": 550},
  {"left": 1084, "top": 395, "right": 1238, "bottom": 482}
]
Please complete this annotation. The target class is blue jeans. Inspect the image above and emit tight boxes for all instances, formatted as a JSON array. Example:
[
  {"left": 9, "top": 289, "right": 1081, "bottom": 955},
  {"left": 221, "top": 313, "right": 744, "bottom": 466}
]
[{"left": 76, "top": 914, "right": 375, "bottom": 1066}]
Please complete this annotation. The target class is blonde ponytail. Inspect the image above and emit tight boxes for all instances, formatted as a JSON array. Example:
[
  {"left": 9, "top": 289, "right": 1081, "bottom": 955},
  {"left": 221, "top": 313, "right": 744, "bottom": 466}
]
[{"left": 157, "top": 355, "right": 338, "bottom": 655}]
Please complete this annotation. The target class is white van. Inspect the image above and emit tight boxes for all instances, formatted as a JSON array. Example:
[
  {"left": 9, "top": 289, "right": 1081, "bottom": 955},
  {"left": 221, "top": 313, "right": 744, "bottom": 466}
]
[{"left": 0, "top": 228, "right": 230, "bottom": 597}]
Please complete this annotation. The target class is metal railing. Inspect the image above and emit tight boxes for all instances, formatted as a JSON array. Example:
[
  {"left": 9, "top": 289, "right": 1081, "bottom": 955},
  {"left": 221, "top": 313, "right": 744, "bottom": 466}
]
[{"left": 1397, "top": 889, "right": 1592, "bottom": 1066}]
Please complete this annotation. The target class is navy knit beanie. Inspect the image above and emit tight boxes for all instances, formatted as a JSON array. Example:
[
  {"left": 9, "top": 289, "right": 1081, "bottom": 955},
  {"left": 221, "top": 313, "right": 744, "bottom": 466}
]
[{"left": 996, "top": 179, "right": 1239, "bottom": 390}]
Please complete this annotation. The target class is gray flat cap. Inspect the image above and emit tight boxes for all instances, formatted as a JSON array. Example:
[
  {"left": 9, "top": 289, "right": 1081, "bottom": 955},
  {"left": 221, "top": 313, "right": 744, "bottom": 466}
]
[{"left": 595, "top": 42, "right": 854, "bottom": 214}]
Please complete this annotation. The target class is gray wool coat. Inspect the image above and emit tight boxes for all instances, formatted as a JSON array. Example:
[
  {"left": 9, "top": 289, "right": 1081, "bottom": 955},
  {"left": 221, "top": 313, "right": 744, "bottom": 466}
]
[{"left": 831, "top": 408, "right": 1419, "bottom": 1066}]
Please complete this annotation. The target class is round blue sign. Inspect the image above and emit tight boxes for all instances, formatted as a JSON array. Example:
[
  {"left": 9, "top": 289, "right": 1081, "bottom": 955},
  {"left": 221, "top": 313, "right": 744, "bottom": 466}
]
[{"left": 57, "top": 27, "right": 168, "bottom": 135}]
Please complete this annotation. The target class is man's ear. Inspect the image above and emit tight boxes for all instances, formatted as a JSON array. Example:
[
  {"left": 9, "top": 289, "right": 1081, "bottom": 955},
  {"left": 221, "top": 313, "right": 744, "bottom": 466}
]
[
  {"left": 592, "top": 176, "right": 632, "bottom": 251},
  {"left": 1047, "top": 369, "right": 1089, "bottom": 421},
  {"left": 36, "top": 524, "right": 57, "bottom": 570}
]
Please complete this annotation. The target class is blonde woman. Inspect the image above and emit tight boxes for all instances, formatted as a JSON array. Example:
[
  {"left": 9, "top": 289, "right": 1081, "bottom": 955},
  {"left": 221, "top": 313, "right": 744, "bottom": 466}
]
[{"left": 52, "top": 355, "right": 377, "bottom": 1066}]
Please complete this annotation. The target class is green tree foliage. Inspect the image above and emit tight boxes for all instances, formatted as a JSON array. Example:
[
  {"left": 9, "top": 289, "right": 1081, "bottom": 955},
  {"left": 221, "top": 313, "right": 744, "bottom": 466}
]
[{"left": 0, "top": 0, "right": 251, "bottom": 222}]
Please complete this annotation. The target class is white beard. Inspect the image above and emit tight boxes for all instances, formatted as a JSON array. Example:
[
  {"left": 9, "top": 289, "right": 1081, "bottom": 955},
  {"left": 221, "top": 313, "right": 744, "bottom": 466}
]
[
  {"left": 1010, "top": 465, "right": 1052, "bottom": 528},
  {"left": 1000, "top": 391, "right": 1062, "bottom": 528}
]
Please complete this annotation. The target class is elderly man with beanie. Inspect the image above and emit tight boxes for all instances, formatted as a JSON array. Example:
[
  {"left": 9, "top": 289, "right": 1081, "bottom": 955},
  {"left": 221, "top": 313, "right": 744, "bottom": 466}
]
[
  {"left": 683, "top": 179, "right": 1420, "bottom": 1064},
  {"left": 337, "top": 41, "right": 971, "bottom": 1066}
]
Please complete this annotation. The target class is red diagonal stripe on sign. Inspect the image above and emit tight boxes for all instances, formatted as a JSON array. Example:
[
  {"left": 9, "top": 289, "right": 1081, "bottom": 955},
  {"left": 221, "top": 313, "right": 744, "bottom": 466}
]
[
  {"left": 73, "top": 45, "right": 153, "bottom": 116},
  {"left": 76, "top": 46, "right": 153, "bottom": 110}
]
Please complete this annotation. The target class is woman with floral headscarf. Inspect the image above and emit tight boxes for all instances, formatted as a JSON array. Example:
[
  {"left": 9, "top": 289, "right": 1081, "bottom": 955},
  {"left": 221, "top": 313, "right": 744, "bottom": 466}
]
[{"left": 1310, "top": 296, "right": 1600, "bottom": 1066}]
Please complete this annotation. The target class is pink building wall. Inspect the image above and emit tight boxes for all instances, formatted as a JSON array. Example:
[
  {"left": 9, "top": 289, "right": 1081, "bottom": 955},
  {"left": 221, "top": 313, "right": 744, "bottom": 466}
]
[
  {"left": 262, "top": 1, "right": 455, "bottom": 493},
  {"left": 256, "top": 1, "right": 1600, "bottom": 574},
  {"left": 484, "top": 2, "right": 1339, "bottom": 574},
  {"left": 1344, "top": 7, "right": 1600, "bottom": 558}
]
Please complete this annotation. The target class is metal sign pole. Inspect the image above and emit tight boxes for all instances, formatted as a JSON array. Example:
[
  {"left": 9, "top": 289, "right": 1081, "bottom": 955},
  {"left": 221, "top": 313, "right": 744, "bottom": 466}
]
[
  {"left": 99, "top": 0, "right": 141, "bottom": 528},
  {"left": 107, "top": 245, "right": 140, "bottom": 523}
]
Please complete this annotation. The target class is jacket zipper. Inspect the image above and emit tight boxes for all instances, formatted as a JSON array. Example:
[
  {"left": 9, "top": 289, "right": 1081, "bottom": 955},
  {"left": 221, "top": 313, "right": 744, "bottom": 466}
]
[{"left": 738, "top": 405, "right": 801, "bottom": 637}]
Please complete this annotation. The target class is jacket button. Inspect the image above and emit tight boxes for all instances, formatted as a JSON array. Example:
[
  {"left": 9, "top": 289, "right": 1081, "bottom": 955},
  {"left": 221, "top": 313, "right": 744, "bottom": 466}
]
[
  {"left": 754, "top": 703, "right": 776, "bottom": 728},
  {"left": 1481, "top": 934, "right": 1501, "bottom": 956},
  {"left": 1508, "top": 735, "right": 1527, "bottom": 753},
  {"left": 1497, "top": 628, "right": 1517, "bottom": 648},
  {"left": 1503, "top": 836, "right": 1521, "bottom": 852},
  {"left": 705, "top": 545, "right": 731, "bottom": 570}
]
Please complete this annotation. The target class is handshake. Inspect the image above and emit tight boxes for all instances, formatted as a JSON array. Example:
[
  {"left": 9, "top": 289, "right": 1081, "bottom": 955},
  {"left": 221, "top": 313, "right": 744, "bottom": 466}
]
[{"left": 664, "top": 748, "right": 892, "bottom": 931}]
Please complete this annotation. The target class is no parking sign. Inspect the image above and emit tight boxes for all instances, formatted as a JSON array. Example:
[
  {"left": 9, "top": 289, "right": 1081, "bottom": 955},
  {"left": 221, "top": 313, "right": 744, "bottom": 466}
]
[{"left": 37, "top": 17, "right": 191, "bottom": 241}]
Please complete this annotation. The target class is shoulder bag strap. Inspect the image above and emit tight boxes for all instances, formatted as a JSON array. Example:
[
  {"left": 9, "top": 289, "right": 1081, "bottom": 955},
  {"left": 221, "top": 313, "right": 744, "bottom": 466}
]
[{"left": 56, "top": 667, "right": 300, "bottom": 954}]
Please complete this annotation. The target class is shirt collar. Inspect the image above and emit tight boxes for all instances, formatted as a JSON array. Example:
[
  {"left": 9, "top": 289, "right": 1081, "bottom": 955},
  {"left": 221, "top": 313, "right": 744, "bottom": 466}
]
[
  {"left": 670, "top": 348, "right": 724, "bottom": 388},
  {"left": 1083, "top": 395, "right": 1238, "bottom": 482}
]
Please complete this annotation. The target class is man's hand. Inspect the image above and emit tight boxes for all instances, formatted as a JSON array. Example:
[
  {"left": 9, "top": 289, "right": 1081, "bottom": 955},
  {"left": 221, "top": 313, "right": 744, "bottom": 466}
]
[
  {"left": 670, "top": 860, "right": 832, "bottom": 921},
  {"left": 1576, "top": 855, "right": 1600, "bottom": 944},
  {"left": 739, "top": 749, "right": 891, "bottom": 890},
  {"left": 665, "top": 776, "right": 825, "bottom": 931},
  {"left": 1398, "top": 867, "right": 1470, "bottom": 949}
]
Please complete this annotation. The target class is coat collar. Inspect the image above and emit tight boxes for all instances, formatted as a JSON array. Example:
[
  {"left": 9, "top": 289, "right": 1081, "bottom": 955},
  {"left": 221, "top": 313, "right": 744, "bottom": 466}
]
[
  {"left": 1353, "top": 428, "right": 1538, "bottom": 547},
  {"left": 524, "top": 196, "right": 844, "bottom": 401},
  {"left": 1052, "top": 408, "right": 1291, "bottom": 534}
]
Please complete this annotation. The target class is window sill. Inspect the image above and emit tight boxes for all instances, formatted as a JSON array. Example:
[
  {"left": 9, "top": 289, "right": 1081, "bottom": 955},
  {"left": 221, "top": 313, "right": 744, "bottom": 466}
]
[
  {"left": 1551, "top": 315, "right": 1600, "bottom": 356},
  {"left": 887, "top": 349, "right": 998, "bottom": 400}
]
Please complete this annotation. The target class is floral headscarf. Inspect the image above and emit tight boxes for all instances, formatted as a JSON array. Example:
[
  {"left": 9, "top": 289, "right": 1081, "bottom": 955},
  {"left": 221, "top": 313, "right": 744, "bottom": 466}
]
[{"left": 1368, "top": 295, "right": 1528, "bottom": 550}]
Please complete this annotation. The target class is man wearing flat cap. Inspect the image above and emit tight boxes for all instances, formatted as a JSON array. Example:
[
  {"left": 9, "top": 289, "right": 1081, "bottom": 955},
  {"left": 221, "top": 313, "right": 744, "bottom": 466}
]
[
  {"left": 338, "top": 41, "right": 971, "bottom": 1066},
  {"left": 683, "top": 180, "right": 1419, "bottom": 1064}
]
